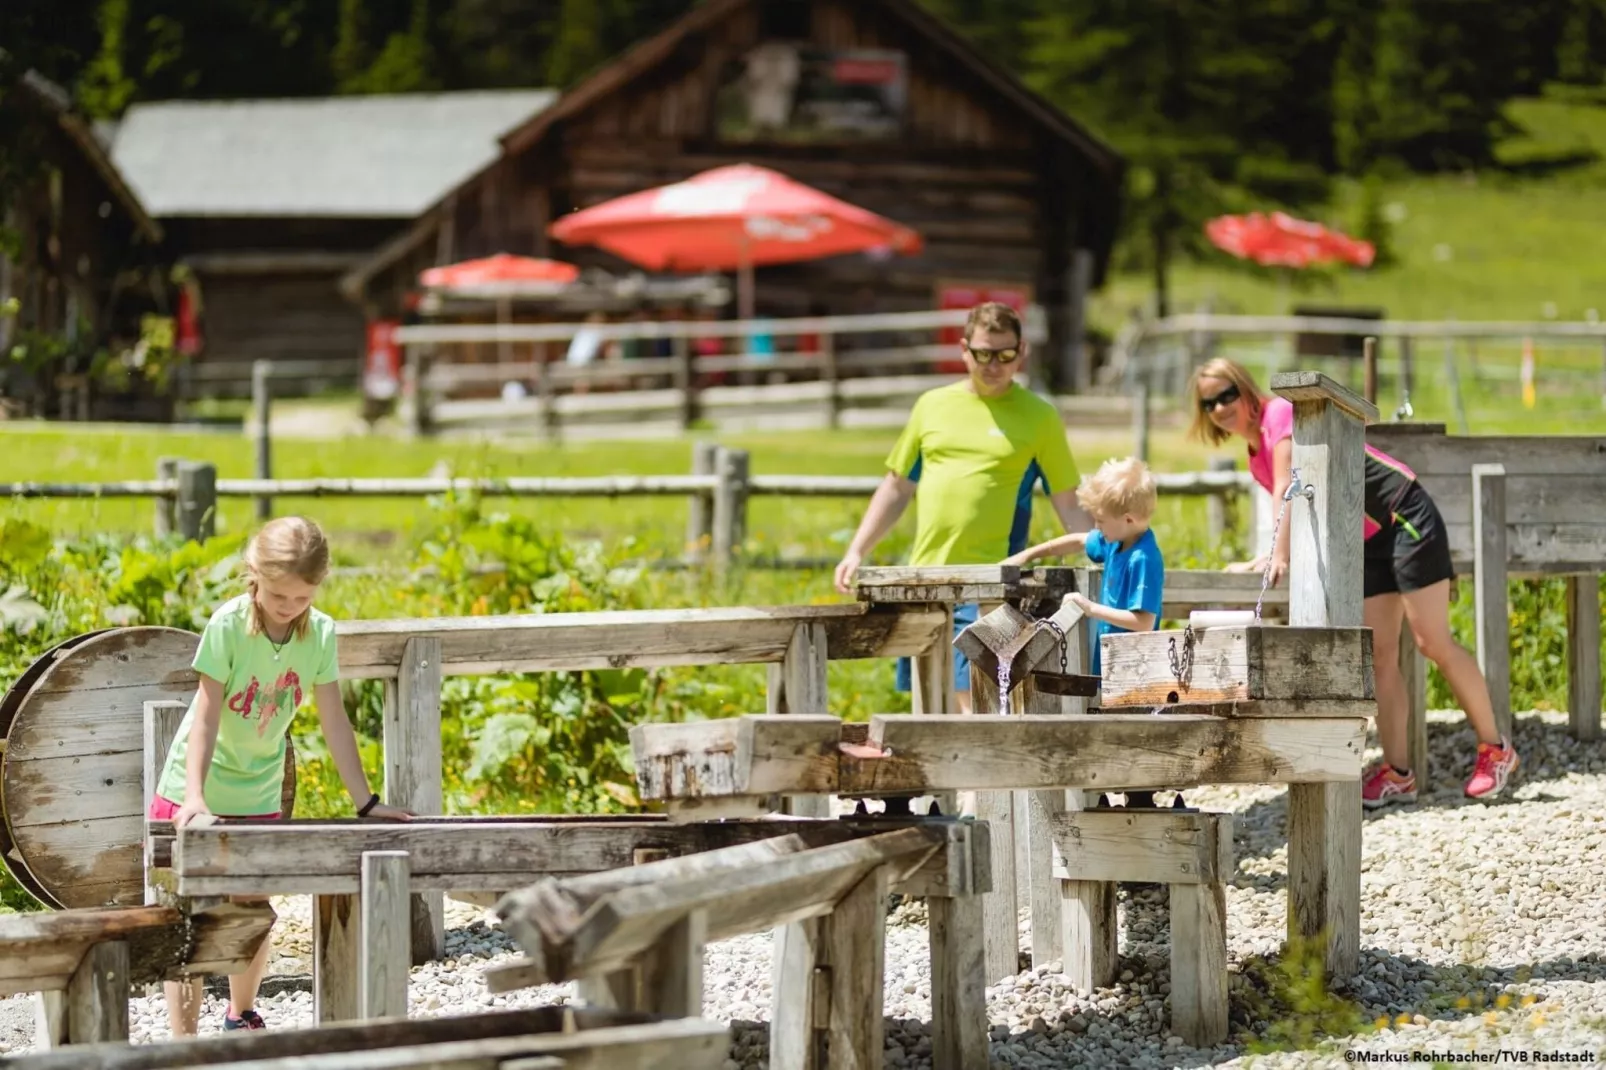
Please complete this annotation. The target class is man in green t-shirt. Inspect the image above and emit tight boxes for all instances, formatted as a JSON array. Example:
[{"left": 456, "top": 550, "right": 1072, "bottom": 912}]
[{"left": 833, "top": 301, "right": 1088, "bottom": 710}]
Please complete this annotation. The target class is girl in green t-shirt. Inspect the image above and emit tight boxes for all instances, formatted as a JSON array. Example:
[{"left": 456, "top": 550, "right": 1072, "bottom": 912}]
[{"left": 152, "top": 517, "right": 410, "bottom": 1036}]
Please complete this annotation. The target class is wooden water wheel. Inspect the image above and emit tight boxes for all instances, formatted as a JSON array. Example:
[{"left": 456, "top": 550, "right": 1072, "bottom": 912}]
[{"left": 1, "top": 628, "right": 201, "bottom": 908}]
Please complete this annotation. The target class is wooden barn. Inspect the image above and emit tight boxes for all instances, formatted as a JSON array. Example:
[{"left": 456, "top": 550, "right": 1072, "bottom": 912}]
[
  {"left": 106, "top": 90, "right": 557, "bottom": 394},
  {"left": 342, "top": 0, "right": 1125, "bottom": 391},
  {"left": 0, "top": 61, "right": 168, "bottom": 417}
]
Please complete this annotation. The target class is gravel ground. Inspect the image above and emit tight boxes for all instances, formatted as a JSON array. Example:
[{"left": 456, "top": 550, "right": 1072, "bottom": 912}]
[{"left": 5, "top": 708, "right": 1606, "bottom": 1067}]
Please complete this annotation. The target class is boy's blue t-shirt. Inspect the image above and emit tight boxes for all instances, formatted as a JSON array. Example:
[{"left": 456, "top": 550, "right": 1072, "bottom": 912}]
[{"left": 1086, "top": 528, "right": 1165, "bottom": 675}]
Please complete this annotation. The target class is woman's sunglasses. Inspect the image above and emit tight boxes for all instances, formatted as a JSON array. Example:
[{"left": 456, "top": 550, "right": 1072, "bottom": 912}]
[
  {"left": 1199, "top": 384, "right": 1241, "bottom": 413},
  {"left": 964, "top": 344, "right": 1020, "bottom": 366}
]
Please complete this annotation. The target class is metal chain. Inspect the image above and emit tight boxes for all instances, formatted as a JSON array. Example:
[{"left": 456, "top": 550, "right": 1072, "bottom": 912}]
[
  {"left": 1254, "top": 466, "right": 1311, "bottom": 624},
  {"left": 1166, "top": 625, "right": 1197, "bottom": 691},
  {"left": 1042, "top": 619, "right": 1070, "bottom": 674}
]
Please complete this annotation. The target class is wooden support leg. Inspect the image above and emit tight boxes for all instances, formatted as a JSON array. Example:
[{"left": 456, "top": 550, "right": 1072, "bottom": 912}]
[
  {"left": 1566, "top": 574, "right": 1602, "bottom": 742},
  {"left": 577, "top": 970, "right": 639, "bottom": 1012},
  {"left": 315, "top": 894, "right": 361, "bottom": 1024},
  {"left": 767, "top": 621, "right": 832, "bottom": 819},
  {"left": 1401, "top": 624, "right": 1429, "bottom": 789},
  {"left": 1472, "top": 464, "right": 1511, "bottom": 740},
  {"left": 1287, "top": 781, "right": 1361, "bottom": 982},
  {"left": 772, "top": 866, "right": 891, "bottom": 1070},
  {"left": 913, "top": 604, "right": 958, "bottom": 816},
  {"left": 383, "top": 637, "right": 446, "bottom": 966},
  {"left": 359, "top": 852, "right": 411, "bottom": 1020},
  {"left": 1059, "top": 790, "right": 1117, "bottom": 993},
  {"left": 33, "top": 991, "right": 66, "bottom": 1050},
  {"left": 1169, "top": 881, "right": 1229, "bottom": 1046},
  {"left": 976, "top": 788, "right": 1019, "bottom": 982},
  {"left": 58, "top": 941, "right": 131, "bottom": 1045},
  {"left": 638, "top": 908, "right": 707, "bottom": 1017},
  {"left": 928, "top": 894, "right": 988, "bottom": 1070}
]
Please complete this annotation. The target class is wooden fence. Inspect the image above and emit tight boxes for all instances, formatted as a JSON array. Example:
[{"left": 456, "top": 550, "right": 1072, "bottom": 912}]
[{"left": 2, "top": 448, "right": 1261, "bottom": 567}]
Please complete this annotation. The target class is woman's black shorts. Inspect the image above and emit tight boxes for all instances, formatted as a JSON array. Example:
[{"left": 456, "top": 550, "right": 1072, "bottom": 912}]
[{"left": 1363, "top": 480, "right": 1456, "bottom": 598}]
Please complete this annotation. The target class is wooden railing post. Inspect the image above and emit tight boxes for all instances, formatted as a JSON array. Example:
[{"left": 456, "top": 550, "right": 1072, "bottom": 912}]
[
  {"left": 1401, "top": 625, "right": 1429, "bottom": 789},
  {"left": 672, "top": 335, "right": 695, "bottom": 431},
  {"left": 175, "top": 461, "right": 216, "bottom": 544},
  {"left": 1270, "top": 370, "right": 1374, "bottom": 984},
  {"left": 251, "top": 359, "right": 273, "bottom": 521},
  {"left": 155, "top": 457, "right": 179, "bottom": 537},
  {"left": 359, "top": 851, "right": 411, "bottom": 1020},
  {"left": 382, "top": 637, "right": 445, "bottom": 963},
  {"left": 1206, "top": 457, "right": 1238, "bottom": 547},
  {"left": 711, "top": 447, "right": 749, "bottom": 572},
  {"left": 1131, "top": 381, "right": 1150, "bottom": 462},
  {"left": 1566, "top": 574, "right": 1602, "bottom": 741},
  {"left": 821, "top": 331, "right": 840, "bottom": 430},
  {"left": 685, "top": 441, "right": 717, "bottom": 563},
  {"left": 1473, "top": 464, "right": 1511, "bottom": 740},
  {"left": 534, "top": 356, "right": 556, "bottom": 441}
]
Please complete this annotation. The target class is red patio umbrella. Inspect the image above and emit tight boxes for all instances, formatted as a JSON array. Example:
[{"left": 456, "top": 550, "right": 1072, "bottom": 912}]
[
  {"left": 419, "top": 253, "right": 580, "bottom": 293},
  {"left": 548, "top": 164, "right": 922, "bottom": 318},
  {"left": 1205, "top": 212, "right": 1375, "bottom": 269}
]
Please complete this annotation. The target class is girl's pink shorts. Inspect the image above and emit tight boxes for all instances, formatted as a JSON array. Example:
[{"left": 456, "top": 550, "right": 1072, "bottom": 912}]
[{"left": 148, "top": 795, "right": 281, "bottom": 821}]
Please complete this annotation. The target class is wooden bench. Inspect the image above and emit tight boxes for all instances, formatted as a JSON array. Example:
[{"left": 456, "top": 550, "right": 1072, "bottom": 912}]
[
  {"left": 3, "top": 1006, "right": 728, "bottom": 1070},
  {"left": 1366, "top": 425, "right": 1606, "bottom": 781},
  {"left": 488, "top": 824, "right": 992, "bottom": 1070}
]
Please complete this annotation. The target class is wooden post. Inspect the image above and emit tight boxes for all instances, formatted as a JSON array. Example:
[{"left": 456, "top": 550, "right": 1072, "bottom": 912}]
[
  {"left": 403, "top": 344, "right": 426, "bottom": 438},
  {"left": 359, "top": 851, "right": 411, "bottom": 1020},
  {"left": 155, "top": 457, "right": 179, "bottom": 537},
  {"left": 1059, "top": 789, "right": 1117, "bottom": 994},
  {"left": 1472, "top": 464, "right": 1511, "bottom": 740},
  {"left": 766, "top": 622, "right": 831, "bottom": 818},
  {"left": 33, "top": 991, "right": 66, "bottom": 1050},
  {"left": 1399, "top": 335, "right": 1415, "bottom": 405},
  {"left": 1270, "top": 371, "right": 1373, "bottom": 985},
  {"left": 772, "top": 865, "right": 891, "bottom": 1070},
  {"left": 1362, "top": 336, "right": 1377, "bottom": 404},
  {"left": 1131, "top": 381, "right": 1150, "bottom": 462},
  {"left": 533, "top": 356, "right": 556, "bottom": 441},
  {"left": 928, "top": 894, "right": 988, "bottom": 1070},
  {"left": 175, "top": 461, "right": 216, "bottom": 544},
  {"left": 685, "top": 441, "right": 717, "bottom": 564},
  {"left": 671, "top": 335, "right": 694, "bottom": 431},
  {"left": 638, "top": 908, "right": 707, "bottom": 1018},
  {"left": 251, "top": 359, "right": 273, "bottom": 521},
  {"left": 821, "top": 331, "right": 841, "bottom": 430},
  {"left": 1401, "top": 625, "right": 1429, "bottom": 789},
  {"left": 143, "top": 700, "right": 186, "bottom": 823},
  {"left": 382, "top": 637, "right": 445, "bottom": 964},
  {"left": 1566, "top": 574, "right": 1602, "bottom": 741},
  {"left": 1169, "top": 879, "right": 1229, "bottom": 1046},
  {"left": 710, "top": 447, "right": 748, "bottom": 572},
  {"left": 1065, "top": 248, "right": 1095, "bottom": 393},
  {"left": 66, "top": 940, "right": 130, "bottom": 1045},
  {"left": 912, "top": 603, "right": 958, "bottom": 817},
  {"left": 1206, "top": 457, "right": 1238, "bottom": 547},
  {"left": 315, "top": 893, "right": 361, "bottom": 1024}
]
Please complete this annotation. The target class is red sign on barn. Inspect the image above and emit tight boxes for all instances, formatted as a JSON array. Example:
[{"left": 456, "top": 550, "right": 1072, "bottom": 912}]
[
  {"left": 364, "top": 320, "right": 402, "bottom": 400},
  {"left": 936, "top": 281, "right": 1033, "bottom": 371}
]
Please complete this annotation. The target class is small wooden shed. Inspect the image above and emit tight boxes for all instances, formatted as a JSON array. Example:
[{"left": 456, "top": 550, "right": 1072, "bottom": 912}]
[{"left": 342, "top": 0, "right": 1125, "bottom": 392}]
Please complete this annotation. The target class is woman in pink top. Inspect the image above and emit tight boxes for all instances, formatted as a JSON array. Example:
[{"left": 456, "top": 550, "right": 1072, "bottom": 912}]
[{"left": 1187, "top": 358, "right": 1519, "bottom": 806}]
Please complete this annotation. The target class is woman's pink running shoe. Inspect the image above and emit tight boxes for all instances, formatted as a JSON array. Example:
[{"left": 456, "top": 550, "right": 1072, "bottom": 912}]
[{"left": 1464, "top": 738, "right": 1519, "bottom": 800}]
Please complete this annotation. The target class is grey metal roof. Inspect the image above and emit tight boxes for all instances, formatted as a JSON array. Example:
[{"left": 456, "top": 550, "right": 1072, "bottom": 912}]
[{"left": 110, "top": 89, "right": 556, "bottom": 219}]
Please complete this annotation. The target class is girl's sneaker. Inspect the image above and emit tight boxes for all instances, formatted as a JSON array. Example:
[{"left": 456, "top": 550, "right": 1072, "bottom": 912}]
[
  {"left": 223, "top": 1008, "right": 267, "bottom": 1031},
  {"left": 1464, "top": 738, "right": 1519, "bottom": 800},
  {"left": 1361, "top": 764, "right": 1417, "bottom": 810}
]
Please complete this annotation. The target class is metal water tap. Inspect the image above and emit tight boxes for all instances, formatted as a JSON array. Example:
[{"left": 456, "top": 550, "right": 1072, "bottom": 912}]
[{"left": 1284, "top": 466, "right": 1316, "bottom": 503}]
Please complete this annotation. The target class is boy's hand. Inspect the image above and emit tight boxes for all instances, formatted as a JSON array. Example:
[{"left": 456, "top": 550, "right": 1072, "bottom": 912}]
[{"left": 363, "top": 802, "right": 414, "bottom": 822}]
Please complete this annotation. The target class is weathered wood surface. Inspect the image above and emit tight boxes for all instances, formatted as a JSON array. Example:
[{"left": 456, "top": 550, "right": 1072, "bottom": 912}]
[
  {"left": 1092, "top": 698, "right": 1378, "bottom": 720},
  {"left": 629, "top": 715, "right": 840, "bottom": 805},
  {"left": 1051, "top": 811, "right": 1233, "bottom": 886},
  {"left": 492, "top": 827, "right": 948, "bottom": 986},
  {"left": 0, "top": 903, "right": 274, "bottom": 998},
  {"left": 314, "top": 894, "right": 360, "bottom": 1025},
  {"left": 2, "top": 1010, "right": 729, "bottom": 1070},
  {"left": 381, "top": 637, "right": 445, "bottom": 963},
  {"left": 168, "top": 816, "right": 987, "bottom": 899},
  {"left": 2, "top": 628, "right": 199, "bottom": 910},
  {"left": 1473, "top": 464, "right": 1512, "bottom": 739},
  {"left": 1086, "top": 567, "right": 1289, "bottom": 619},
  {"left": 336, "top": 604, "right": 944, "bottom": 678},
  {"left": 1566, "top": 575, "right": 1603, "bottom": 741},
  {"left": 358, "top": 852, "right": 410, "bottom": 1020},
  {"left": 631, "top": 714, "right": 1368, "bottom": 800},
  {"left": 928, "top": 893, "right": 989, "bottom": 1070},
  {"left": 853, "top": 565, "right": 1080, "bottom": 607},
  {"left": 1170, "top": 880, "right": 1229, "bottom": 1046},
  {"left": 1099, "top": 626, "right": 1374, "bottom": 708}
]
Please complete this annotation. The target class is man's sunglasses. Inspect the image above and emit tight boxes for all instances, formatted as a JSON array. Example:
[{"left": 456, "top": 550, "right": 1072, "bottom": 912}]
[
  {"left": 964, "top": 344, "right": 1020, "bottom": 365},
  {"left": 1199, "top": 384, "right": 1241, "bottom": 413}
]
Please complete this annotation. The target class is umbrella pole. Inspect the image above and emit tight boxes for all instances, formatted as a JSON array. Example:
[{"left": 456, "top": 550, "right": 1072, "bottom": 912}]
[
  {"left": 497, "top": 295, "right": 512, "bottom": 366},
  {"left": 737, "top": 239, "right": 755, "bottom": 323}
]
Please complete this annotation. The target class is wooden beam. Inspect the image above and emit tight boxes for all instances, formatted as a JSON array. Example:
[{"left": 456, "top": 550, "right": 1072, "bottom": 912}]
[
  {"left": 767, "top": 622, "right": 833, "bottom": 821},
  {"left": 1473, "top": 464, "right": 1512, "bottom": 739},
  {"left": 853, "top": 565, "right": 1079, "bottom": 607},
  {"left": 66, "top": 941, "right": 129, "bottom": 1046},
  {"left": 1059, "top": 790, "right": 1116, "bottom": 994},
  {"left": 1169, "top": 880, "right": 1229, "bottom": 1046},
  {"left": 337, "top": 604, "right": 943, "bottom": 677},
  {"left": 381, "top": 637, "right": 445, "bottom": 964},
  {"left": 630, "top": 715, "right": 840, "bottom": 804},
  {"left": 1050, "top": 811, "right": 1232, "bottom": 885},
  {"left": 314, "top": 894, "right": 360, "bottom": 1025},
  {"left": 359, "top": 853, "right": 410, "bottom": 1020},
  {"left": 928, "top": 894, "right": 988, "bottom": 1070},
  {"left": 1566, "top": 574, "right": 1602, "bottom": 741}
]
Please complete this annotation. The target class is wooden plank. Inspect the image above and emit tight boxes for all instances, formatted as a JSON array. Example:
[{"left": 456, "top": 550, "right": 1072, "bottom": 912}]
[
  {"left": 767, "top": 622, "right": 833, "bottom": 820},
  {"left": 854, "top": 565, "right": 1079, "bottom": 607},
  {"left": 381, "top": 637, "right": 445, "bottom": 964},
  {"left": 928, "top": 893, "right": 988, "bottom": 1070},
  {"left": 65, "top": 941, "right": 129, "bottom": 1045},
  {"left": 1, "top": 1008, "right": 722, "bottom": 1070},
  {"left": 314, "top": 894, "right": 360, "bottom": 1025},
  {"left": 1092, "top": 698, "right": 1379, "bottom": 719},
  {"left": 338, "top": 604, "right": 942, "bottom": 677},
  {"left": 1362, "top": 431, "right": 1606, "bottom": 477},
  {"left": 768, "top": 913, "right": 820, "bottom": 1070},
  {"left": 1059, "top": 790, "right": 1116, "bottom": 994},
  {"left": 1099, "top": 626, "right": 1373, "bottom": 707},
  {"left": 635, "top": 908, "right": 705, "bottom": 1018},
  {"left": 1473, "top": 465, "right": 1512, "bottom": 739},
  {"left": 1287, "top": 781, "right": 1361, "bottom": 981},
  {"left": 359, "top": 853, "right": 410, "bottom": 1020},
  {"left": 141, "top": 701, "right": 185, "bottom": 822},
  {"left": 1566, "top": 575, "right": 1602, "bottom": 741},
  {"left": 1270, "top": 370, "right": 1379, "bottom": 425},
  {"left": 1169, "top": 881, "right": 1229, "bottom": 1046},
  {"left": 33, "top": 991, "right": 66, "bottom": 1050},
  {"left": 975, "top": 788, "right": 1017, "bottom": 982},
  {"left": 821, "top": 866, "right": 890, "bottom": 1070},
  {"left": 630, "top": 716, "right": 840, "bottom": 803},
  {"left": 180, "top": 902, "right": 277, "bottom": 978},
  {"left": 1050, "top": 811, "right": 1232, "bottom": 885}
]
